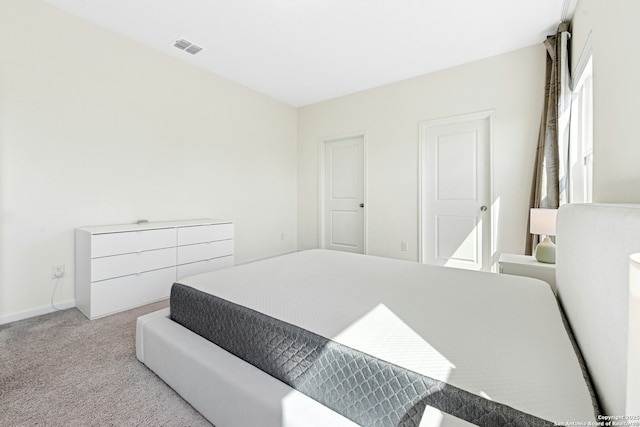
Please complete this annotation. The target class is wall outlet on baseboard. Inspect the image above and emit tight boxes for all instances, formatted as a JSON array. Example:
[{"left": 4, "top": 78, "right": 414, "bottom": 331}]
[
  {"left": 52, "top": 264, "right": 65, "bottom": 279},
  {"left": 400, "top": 242, "right": 408, "bottom": 252}
]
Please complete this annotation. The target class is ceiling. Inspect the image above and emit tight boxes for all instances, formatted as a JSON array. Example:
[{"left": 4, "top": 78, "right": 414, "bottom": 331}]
[{"left": 41, "top": 0, "right": 576, "bottom": 107}]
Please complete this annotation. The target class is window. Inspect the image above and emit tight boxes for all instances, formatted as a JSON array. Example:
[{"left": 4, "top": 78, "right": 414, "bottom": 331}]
[{"left": 568, "top": 36, "right": 593, "bottom": 203}]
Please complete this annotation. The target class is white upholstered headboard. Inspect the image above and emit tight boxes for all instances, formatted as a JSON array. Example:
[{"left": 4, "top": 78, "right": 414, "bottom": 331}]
[{"left": 556, "top": 203, "right": 640, "bottom": 416}]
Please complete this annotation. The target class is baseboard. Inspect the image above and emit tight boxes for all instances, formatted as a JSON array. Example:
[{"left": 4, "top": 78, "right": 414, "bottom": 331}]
[{"left": 0, "top": 299, "right": 76, "bottom": 326}]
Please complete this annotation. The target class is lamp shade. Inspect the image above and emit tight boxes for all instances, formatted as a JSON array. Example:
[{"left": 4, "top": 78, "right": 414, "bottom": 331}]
[{"left": 530, "top": 208, "right": 557, "bottom": 236}]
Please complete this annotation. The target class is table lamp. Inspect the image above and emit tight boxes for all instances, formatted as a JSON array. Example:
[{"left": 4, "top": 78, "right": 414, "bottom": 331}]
[{"left": 530, "top": 208, "right": 557, "bottom": 264}]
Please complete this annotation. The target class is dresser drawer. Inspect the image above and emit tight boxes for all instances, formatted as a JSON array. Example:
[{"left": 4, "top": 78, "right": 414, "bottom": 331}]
[
  {"left": 177, "top": 256, "right": 234, "bottom": 280},
  {"left": 177, "top": 223, "right": 234, "bottom": 246},
  {"left": 91, "top": 247, "right": 177, "bottom": 282},
  {"left": 177, "top": 240, "right": 234, "bottom": 265},
  {"left": 90, "top": 267, "right": 176, "bottom": 318},
  {"left": 91, "top": 228, "right": 176, "bottom": 258}
]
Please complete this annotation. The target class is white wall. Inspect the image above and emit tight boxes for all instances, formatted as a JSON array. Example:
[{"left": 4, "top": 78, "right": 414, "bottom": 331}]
[
  {"left": 571, "top": 0, "right": 640, "bottom": 203},
  {"left": 298, "top": 45, "right": 545, "bottom": 265},
  {"left": 0, "top": 0, "right": 298, "bottom": 321}
]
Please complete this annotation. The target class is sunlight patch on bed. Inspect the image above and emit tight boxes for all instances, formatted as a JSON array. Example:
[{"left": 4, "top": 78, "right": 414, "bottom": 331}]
[
  {"left": 418, "top": 406, "right": 444, "bottom": 427},
  {"left": 281, "top": 391, "right": 361, "bottom": 427},
  {"left": 479, "top": 390, "right": 493, "bottom": 400},
  {"left": 281, "top": 303, "right": 455, "bottom": 426},
  {"left": 331, "top": 303, "right": 455, "bottom": 383}
]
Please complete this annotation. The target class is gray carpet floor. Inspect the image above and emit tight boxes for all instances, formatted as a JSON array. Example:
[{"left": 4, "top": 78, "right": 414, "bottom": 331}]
[{"left": 0, "top": 301, "right": 213, "bottom": 426}]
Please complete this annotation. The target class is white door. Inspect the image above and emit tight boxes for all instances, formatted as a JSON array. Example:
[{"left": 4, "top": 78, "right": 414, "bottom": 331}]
[
  {"left": 323, "top": 136, "right": 365, "bottom": 254},
  {"left": 419, "top": 113, "right": 492, "bottom": 271}
]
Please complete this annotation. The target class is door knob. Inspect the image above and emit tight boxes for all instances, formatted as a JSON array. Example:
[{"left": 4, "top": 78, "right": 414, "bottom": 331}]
[
  {"left": 359, "top": 203, "right": 364, "bottom": 208},
  {"left": 480, "top": 205, "right": 488, "bottom": 212}
]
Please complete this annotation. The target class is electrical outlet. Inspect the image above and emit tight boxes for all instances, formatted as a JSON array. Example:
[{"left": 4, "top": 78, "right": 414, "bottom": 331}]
[
  {"left": 280, "top": 233, "right": 285, "bottom": 241},
  {"left": 400, "top": 242, "right": 408, "bottom": 252},
  {"left": 52, "top": 264, "right": 65, "bottom": 279}
]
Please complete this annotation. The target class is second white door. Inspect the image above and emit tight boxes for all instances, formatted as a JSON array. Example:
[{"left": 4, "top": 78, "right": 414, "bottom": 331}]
[
  {"left": 419, "top": 113, "right": 492, "bottom": 271},
  {"left": 323, "top": 136, "right": 365, "bottom": 254}
]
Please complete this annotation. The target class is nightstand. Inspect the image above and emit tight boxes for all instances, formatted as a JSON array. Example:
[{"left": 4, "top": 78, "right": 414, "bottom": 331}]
[{"left": 498, "top": 253, "right": 557, "bottom": 295}]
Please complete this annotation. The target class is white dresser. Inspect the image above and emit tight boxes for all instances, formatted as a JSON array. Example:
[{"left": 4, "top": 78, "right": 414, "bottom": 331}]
[{"left": 76, "top": 219, "right": 234, "bottom": 319}]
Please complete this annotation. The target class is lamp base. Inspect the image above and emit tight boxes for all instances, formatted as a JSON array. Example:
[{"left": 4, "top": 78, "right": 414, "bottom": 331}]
[{"left": 535, "top": 236, "right": 556, "bottom": 264}]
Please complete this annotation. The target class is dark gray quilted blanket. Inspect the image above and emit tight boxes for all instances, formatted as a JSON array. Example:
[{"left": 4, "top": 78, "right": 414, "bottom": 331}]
[{"left": 170, "top": 282, "right": 553, "bottom": 427}]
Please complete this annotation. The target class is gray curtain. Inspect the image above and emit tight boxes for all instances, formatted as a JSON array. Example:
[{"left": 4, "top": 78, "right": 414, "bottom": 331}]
[{"left": 525, "top": 23, "right": 572, "bottom": 255}]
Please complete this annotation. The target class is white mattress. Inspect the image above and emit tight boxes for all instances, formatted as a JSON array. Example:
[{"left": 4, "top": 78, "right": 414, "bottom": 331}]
[{"left": 178, "top": 249, "right": 595, "bottom": 423}]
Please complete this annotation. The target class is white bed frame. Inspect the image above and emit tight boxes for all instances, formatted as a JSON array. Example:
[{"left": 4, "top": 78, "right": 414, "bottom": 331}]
[
  {"left": 137, "top": 203, "right": 640, "bottom": 423},
  {"left": 136, "top": 307, "right": 366, "bottom": 427}
]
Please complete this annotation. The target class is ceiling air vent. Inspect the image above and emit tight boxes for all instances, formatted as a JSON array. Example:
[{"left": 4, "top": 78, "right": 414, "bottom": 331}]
[
  {"left": 174, "top": 38, "right": 203, "bottom": 55},
  {"left": 185, "top": 44, "right": 203, "bottom": 55}
]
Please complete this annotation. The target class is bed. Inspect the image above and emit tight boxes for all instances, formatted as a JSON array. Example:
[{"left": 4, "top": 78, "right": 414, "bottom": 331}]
[{"left": 136, "top": 203, "right": 640, "bottom": 426}]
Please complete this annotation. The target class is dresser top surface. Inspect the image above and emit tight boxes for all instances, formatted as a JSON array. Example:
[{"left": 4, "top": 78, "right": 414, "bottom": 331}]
[{"left": 76, "top": 219, "right": 233, "bottom": 234}]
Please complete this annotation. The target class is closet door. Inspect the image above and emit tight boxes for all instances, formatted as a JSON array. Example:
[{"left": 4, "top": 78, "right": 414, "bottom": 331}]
[
  {"left": 420, "top": 112, "right": 492, "bottom": 271},
  {"left": 323, "top": 135, "right": 365, "bottom": 254}
]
